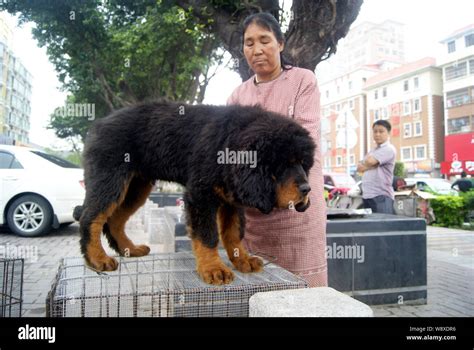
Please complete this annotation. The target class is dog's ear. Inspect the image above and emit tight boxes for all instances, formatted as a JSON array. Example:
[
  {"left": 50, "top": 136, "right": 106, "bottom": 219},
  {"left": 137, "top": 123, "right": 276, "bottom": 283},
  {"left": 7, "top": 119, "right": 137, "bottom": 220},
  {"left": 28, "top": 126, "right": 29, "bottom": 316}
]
[
  {"left": 233, "top": 164, "right": 275, "bottom": 214},
  {"left": 231, "top": 137, "right": 276, "bottom": 214}
]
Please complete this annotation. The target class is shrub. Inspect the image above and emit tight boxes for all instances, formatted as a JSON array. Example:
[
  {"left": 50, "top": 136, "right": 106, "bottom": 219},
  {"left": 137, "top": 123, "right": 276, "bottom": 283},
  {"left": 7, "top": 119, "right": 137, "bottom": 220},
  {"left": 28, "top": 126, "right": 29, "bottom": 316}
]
[
  {"left": 394, "top": 162, "right": 405, "bottom": 178},
  {"left": 460, "top": 190, "right": 474, "bottom": 211},
  {"left": 430, "top": 195, "right": 466, "bottom": 228}
]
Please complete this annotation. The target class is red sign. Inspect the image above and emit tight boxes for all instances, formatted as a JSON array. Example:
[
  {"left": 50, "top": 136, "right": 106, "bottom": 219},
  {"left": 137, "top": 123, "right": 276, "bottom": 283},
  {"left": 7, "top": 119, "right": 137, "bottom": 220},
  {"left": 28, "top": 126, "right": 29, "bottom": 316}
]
[
  {"left": 441, "top": 160, "right": 474, "bottom": 175},
  {"left": 444, "top": 133, "right": 474, "bottom": 162}
]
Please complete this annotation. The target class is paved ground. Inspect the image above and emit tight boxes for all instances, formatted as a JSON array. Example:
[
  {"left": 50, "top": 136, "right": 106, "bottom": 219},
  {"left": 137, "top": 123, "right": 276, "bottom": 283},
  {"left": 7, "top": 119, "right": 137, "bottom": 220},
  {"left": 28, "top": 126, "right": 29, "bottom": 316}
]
[
  {"left": 372, "top": 226, "right": 474, "bottom": 317},
  {"left": 0, "top": 223, "right": 472, "bottom": 317}
]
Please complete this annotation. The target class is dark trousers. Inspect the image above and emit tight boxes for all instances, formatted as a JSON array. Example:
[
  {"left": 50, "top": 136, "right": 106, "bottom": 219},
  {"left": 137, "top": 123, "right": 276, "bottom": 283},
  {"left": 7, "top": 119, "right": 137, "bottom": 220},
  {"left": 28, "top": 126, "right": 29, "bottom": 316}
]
[{"left": 363, "top": 195, "right": 394, "bottom": 214}]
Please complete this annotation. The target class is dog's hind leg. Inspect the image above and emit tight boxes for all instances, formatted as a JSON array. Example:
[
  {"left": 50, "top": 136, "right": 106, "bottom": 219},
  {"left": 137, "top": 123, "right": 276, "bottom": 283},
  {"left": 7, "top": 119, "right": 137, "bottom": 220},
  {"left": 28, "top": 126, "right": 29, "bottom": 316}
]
[
  {"left": 79, "top": 172, "right": 133, "bottom": 271},
  {"left": 217, "top": 204, "right": 263, "bottom": 273},
  {"left": 106, "top": 175, "right": 154, "bottom": 257}
]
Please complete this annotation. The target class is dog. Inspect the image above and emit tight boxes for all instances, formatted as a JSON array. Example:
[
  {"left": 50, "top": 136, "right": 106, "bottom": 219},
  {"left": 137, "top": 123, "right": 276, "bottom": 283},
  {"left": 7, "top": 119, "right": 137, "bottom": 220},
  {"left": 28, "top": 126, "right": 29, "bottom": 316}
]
[{"left": 75, "top": 100, "right": 315, "bottom": 285}]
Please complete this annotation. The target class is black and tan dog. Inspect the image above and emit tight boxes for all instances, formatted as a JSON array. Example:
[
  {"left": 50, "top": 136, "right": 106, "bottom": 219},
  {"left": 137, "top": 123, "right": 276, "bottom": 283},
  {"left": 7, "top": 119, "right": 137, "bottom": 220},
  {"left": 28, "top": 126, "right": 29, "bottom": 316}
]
[{"left": 75, "top": 100, "right": 315, "bottom": 285}]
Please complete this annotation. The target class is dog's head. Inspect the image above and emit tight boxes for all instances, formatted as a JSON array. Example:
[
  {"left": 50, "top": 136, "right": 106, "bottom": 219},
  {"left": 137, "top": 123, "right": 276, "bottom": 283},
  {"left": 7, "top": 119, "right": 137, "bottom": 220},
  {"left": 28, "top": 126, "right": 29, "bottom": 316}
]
[{"left": 232, "top": 113, "right": 315, "bottom": 214}]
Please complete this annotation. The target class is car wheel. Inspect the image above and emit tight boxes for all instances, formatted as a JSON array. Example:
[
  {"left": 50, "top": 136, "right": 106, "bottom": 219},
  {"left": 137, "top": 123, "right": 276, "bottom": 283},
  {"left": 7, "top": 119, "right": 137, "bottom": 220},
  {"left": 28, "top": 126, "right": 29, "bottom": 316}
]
[{"left": 6, "top": 195, "right": 53, "bottom": 237}]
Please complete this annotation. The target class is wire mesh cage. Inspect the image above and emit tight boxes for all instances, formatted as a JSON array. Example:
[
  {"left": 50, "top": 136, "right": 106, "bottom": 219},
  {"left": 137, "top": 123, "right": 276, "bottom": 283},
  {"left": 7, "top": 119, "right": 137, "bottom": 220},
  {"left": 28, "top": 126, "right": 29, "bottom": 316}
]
[
  {"left": 0, "top": 258, "right": 24, "bottom": 317},
  {"left": 46, "top": 252, "right": 307, "bottom": 317}
]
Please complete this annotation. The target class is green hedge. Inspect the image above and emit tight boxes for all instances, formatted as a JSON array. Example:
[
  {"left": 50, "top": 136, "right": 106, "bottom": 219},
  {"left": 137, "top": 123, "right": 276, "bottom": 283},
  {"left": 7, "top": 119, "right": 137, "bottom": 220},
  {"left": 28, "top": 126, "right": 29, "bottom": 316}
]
[
  {"left": 430, "top": 195, "right": 467, "bottom": 228},
  {"left": 460, "top": 190, "right": 474, "bottom": 211}
]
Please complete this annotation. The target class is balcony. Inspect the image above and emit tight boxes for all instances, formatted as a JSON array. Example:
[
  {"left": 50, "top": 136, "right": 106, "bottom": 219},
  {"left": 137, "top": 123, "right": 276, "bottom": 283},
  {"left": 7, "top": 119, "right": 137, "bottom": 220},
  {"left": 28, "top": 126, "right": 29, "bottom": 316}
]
[{"left": 446, "top": 94, "right": 473, "bottom": 109}]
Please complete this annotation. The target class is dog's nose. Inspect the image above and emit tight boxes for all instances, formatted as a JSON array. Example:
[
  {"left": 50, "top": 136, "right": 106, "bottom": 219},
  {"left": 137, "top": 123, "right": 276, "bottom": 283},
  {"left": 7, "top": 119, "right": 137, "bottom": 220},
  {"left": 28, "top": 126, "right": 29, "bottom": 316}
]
[{"left": 299, "top": 183, "right": 311, "bottom": 196}]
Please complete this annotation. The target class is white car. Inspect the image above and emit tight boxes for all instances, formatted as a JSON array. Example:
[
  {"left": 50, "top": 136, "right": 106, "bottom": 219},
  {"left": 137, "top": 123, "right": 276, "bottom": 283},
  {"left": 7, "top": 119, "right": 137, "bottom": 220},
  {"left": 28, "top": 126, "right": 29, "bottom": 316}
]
[
  {"left": 0, "top": 145, "right": 85, "bottom": 237},
  {"left": 404, "top": 177, "right": 459, "bottom": 196}
]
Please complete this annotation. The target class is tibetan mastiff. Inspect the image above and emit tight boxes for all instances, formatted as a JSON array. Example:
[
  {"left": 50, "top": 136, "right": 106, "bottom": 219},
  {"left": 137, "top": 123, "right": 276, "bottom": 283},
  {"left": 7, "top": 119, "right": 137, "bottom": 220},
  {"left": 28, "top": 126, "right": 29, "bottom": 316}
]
[{"left": 76, "top": 100, "right": 315, "bottom": 285}]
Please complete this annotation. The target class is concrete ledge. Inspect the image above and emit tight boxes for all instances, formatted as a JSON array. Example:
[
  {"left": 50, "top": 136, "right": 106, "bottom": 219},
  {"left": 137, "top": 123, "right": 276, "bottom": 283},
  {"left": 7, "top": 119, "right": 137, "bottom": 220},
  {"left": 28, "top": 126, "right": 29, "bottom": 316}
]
[{"left": 249, "top": 287, "right": 374, "bottom": 317}]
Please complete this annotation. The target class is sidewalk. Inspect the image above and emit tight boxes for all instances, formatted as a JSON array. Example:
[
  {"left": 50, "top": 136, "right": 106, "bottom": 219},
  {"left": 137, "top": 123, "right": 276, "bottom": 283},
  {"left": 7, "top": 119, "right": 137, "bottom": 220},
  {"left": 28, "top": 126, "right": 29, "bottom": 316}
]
[
  {"left": 372, "top": 226, "right": 474, "bottom": 317},
  {"left": 1, "top": 223, "right": 472, "bottom": 317}
]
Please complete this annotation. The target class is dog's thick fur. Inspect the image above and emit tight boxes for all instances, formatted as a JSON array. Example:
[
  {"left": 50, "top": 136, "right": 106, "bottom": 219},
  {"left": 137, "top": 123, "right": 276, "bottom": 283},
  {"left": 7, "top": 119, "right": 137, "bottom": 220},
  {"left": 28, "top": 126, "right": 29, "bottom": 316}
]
[{"left": 77, "top": 101, "right": 315, "bottom": 285}]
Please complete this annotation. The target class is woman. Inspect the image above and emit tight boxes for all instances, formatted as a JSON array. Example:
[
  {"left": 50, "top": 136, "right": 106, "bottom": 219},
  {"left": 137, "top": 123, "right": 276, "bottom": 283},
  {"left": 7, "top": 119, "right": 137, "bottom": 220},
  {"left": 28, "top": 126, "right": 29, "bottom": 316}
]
[{"left": 227, "top": 12, "right": 327, "bottom": 287}]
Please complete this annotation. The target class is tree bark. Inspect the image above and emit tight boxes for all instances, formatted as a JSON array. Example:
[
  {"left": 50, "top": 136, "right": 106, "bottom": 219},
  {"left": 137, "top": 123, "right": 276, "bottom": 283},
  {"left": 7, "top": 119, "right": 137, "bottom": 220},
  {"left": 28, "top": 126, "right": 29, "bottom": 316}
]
[{"left": 175, "top": 0, "right": 363, "bottom": 81}]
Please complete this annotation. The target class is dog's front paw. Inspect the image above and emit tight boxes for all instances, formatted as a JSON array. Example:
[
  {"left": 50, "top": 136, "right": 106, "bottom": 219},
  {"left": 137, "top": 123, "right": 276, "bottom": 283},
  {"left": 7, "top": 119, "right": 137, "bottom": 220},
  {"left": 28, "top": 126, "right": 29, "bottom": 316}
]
[
  {"left": 197, "top": 263, "right": 234, "bottom": 285},
  {"left": 86, "top": 254, "right": 118, "bottom": 272},
  {"left": 233, "top": 256, "right": 263, "bottom": 273},
  {"left": 122, "top": 244, "right": 150, "bottom": 257}
]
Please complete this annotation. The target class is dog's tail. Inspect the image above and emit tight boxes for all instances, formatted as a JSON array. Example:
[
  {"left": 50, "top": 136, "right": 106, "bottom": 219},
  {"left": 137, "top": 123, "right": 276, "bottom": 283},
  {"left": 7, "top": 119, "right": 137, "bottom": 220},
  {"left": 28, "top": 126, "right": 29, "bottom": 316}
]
[{"left": 73, "top": 205, "right": 83, "bottom": 221}]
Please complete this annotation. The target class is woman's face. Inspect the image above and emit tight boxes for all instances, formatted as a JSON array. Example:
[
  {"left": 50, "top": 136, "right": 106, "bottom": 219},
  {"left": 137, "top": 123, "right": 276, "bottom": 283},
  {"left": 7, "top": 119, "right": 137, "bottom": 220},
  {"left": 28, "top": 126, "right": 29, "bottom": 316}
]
[{"left": 243, "top": 22, "right": 284, "bottom": 78}]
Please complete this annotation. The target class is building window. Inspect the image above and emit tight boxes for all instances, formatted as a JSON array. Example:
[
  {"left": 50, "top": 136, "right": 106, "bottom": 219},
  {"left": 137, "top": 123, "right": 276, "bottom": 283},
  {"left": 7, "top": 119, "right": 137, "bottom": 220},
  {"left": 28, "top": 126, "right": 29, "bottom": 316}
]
[
  {"left": 326, "top": 90, "right": 329, "bottom": 98},
  {"left": 414, "top": 121, "right": 423, "bottom": 137},
  {"left": 446, "top": 88, "right": 471, "bottom": 108},
  {"left": 447, "top": 116, "right": 471, "bottom": 134},
  {"left": 348, "top": 81, "right": 352, "bottom": 90},
  {"left": 414, "top": 77, "right": 419, "bottom": 89},
  {"left": 465, "top": 33, "right": 474, "bottom": 47},
  {"left": 448, "top": 40, "right": 456, "bottom": 53},
  {"left": 403, "top": 101, "right": 411, "bottom": 115},
  {"left": 349, "top": 99, "right": 354, "bottom": 109},
  {"left": 321, "top": 118, "right": 330, "bottom": 134},
  {"left": 403, "top": 80, "right": 409, "bottom": 92},
  {"left": 382, "top": 107, "right": 389, "bottom": 120},
  {"left": 445, "top": 62, "right": 467, "bottom": 80},
  {"left": 401, "top": 147, "right": 412, "bottom": 161},
  {"left": 470, "top": 59, "right": 474, "bottom": 75},
  {"left": 336, "top": 156, "right": 343, "bottom": 167},
  {"left": 336, "top": 104, "right": 341, "bottom": 111},
  {"left": 414, "top": 145, "right": 426, "bottom": 160},
  {"left": 374, "top": 110, "right": 380, "bottom": 120},
  {"left": 350, "top": 154, "right": 356, "bottom": 166},
  {"left": 413, "top": 98, "right": 421, "bottom": 112},
  {"left": 383, "top": 87, "right": 387, "bottom": 97},
  {"left": 337, "top": 86, "right": 340, "bottom": 94},
  {"left": 375, "top": 90, "right": 378, "bottom": 100},
  {"left": 324, "top": 157, "right": 331, "bottom": 169},
  {"left": 327, "top": 140, "right": 332, "bottom": 150},
  {"left": 403, "top": 123, "right": 412, "bottom": 138}
]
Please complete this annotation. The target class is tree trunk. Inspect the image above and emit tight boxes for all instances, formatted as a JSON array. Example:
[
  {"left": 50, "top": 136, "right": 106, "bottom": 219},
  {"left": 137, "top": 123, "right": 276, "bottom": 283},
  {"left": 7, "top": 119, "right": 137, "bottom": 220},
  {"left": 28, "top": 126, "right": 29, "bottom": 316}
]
[{"left": 175, "top": 0, "right": 363, "bottom": 82}]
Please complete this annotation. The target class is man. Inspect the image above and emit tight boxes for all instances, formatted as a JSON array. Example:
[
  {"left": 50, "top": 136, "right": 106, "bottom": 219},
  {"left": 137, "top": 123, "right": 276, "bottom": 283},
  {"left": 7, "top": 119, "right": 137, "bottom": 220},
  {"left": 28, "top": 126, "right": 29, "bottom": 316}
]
[
  {"left": 357, "top": 120, "right": 396, "bottom": 214},
  {"left": 451, "top": 171, "right": 473, "bottom": 193}
]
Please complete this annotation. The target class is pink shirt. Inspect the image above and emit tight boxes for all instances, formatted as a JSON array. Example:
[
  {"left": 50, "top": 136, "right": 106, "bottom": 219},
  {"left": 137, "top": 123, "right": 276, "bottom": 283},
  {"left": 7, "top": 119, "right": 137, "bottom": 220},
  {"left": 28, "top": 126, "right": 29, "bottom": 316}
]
[{"left": 227, "top": 67, "right": 327, "bottom": 287}]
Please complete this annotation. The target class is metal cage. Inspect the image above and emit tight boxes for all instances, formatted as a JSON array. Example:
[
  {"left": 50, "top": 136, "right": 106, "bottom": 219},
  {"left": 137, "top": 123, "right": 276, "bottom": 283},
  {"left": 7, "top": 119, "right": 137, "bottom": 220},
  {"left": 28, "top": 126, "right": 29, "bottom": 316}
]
[
  {"left": 46, "top": 252, "right": 307, "bottom": 317},
  {"left": 0, "top": 258, "right": 24, "bottom": 317}
]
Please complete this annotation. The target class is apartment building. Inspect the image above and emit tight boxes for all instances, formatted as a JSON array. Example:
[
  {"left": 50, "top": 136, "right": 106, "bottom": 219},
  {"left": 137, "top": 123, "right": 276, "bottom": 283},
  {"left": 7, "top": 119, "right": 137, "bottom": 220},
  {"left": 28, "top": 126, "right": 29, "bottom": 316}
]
[
  {"left": 320, "top": 66, "right": 381, "bottom": 174},
  {"left": 316, "top": 20, "right": 405, "bottom": 84},
  {"left": 0, "top": 13, "right": 32, "bottom": 145},
  {"left": 364, "top": 57, "right": 444, "bottom": 176},
  {"left": 437, "top": 24, "right": 474, "bottom": 176}
]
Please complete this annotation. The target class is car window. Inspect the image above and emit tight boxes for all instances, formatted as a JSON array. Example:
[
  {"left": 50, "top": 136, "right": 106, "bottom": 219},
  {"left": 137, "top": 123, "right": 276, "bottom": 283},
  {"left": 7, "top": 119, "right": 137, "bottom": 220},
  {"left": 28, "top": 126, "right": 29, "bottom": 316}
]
[
  {"left": 324, "top": 175, "right": 334, "bottom": 186},
  {"left": 30, "top": 151, "right": 80, "bottom": 168},
  {"left": 416, "top": 181, "right": 427, "bottom": 190},
  {"left": 0, "top": 151, "right": 23, "bottom": 169}
]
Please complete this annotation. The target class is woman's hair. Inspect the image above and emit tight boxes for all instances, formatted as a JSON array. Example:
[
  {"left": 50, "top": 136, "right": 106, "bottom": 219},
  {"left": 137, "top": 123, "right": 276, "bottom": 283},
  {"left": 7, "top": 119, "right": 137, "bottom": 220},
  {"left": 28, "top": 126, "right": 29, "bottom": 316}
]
[{"left": 242, "top": 12, "right": 293, "bottom": 70}]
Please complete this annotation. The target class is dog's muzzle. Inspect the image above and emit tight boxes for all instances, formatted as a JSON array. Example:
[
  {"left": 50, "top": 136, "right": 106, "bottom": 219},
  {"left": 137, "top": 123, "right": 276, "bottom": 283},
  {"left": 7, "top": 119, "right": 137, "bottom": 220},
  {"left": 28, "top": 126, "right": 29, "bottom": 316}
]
[{"left": 295, "top": 198, "right": 311, "bottom": 212}]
